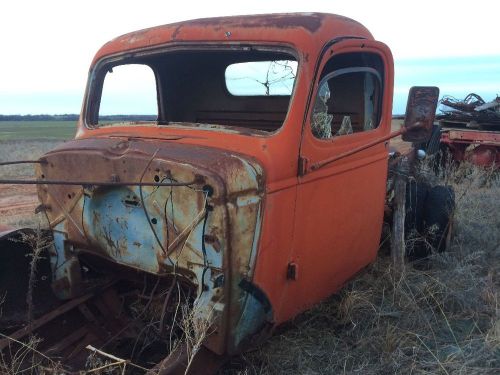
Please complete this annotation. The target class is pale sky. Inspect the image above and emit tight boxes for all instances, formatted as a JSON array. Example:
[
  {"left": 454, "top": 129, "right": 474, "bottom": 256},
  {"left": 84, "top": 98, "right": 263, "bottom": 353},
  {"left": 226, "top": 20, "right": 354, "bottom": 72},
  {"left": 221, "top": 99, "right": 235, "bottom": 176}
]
[{"left": 1, "top": 0, "right": 499, "bottom": 114}]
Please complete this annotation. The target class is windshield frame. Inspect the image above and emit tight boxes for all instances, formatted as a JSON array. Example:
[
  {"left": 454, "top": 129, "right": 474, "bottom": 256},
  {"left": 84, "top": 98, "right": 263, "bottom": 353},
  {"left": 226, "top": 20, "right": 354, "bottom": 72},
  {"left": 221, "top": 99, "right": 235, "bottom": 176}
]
[{"left": 83, "top": 43, "right": 301, "bottom": 137}]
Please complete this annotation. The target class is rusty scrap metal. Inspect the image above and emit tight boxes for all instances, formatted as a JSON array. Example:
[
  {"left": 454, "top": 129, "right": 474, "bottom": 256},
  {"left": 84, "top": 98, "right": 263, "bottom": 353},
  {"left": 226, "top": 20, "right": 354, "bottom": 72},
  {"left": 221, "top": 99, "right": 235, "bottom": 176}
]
[
  {"left": 0, "top": 160, "right": 47, "bottom": 166},
  {"left": 438, "top": 93, "right": 500, "bottom": 128},
  {"left": 0, "top": 178, "right": 196, "bottom": 186},
  {"left": 402, "top": 86, "right": 440, "bottom": 142}
]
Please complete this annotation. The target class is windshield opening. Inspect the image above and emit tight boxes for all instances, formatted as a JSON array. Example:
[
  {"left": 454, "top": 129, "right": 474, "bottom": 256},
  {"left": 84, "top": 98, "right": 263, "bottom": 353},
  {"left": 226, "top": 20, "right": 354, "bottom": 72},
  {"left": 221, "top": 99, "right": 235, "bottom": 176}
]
[{"left": 87, "top": 48, "right": 298, "bottom": 133}]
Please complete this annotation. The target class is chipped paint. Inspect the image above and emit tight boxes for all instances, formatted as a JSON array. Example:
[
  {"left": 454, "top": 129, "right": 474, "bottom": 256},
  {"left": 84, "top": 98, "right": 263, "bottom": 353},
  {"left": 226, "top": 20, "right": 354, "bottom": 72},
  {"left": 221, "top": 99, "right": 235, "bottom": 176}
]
[
  {"left": 23, "top": 13, "right": 396, "bottom": 369},
  {"left": 36, "top": 136, "right": 265, "bottom": 355}
]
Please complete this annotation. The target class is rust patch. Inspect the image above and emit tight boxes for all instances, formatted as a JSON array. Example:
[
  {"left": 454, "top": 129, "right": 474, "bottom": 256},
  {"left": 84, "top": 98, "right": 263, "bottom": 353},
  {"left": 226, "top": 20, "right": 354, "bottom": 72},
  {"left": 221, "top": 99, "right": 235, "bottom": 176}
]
[
  {"left": 171, "top": 25, "right": 183, "bottom": 40},
  {"left": 177, "top": 13, "right": 324, "bottom": 33}
]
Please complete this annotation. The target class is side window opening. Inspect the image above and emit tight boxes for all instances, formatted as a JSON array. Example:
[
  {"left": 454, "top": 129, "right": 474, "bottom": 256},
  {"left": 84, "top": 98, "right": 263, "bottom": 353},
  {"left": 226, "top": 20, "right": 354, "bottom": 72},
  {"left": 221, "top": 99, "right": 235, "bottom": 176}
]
[
  {"left": 98, "top": 64, "right": 158, "bottom": 125},
  {"left": 311, "top": 53, "right": 384, "bottom": 140}
]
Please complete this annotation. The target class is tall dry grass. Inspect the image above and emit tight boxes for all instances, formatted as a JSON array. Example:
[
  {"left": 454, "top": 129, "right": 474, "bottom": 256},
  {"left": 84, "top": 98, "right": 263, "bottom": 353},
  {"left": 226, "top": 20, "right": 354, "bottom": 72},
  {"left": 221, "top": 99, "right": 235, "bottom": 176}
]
[{"left": 224, "top": 161, "right": 499, "bottom": 374}]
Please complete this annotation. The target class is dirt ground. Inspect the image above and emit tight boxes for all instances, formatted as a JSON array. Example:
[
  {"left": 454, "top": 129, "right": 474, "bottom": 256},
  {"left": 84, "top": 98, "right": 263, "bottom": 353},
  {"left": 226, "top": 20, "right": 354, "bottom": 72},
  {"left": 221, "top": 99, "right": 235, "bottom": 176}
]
[
  {"left": 0, "top": 140, "right": 61, "bottom": 228},
  {"left": 0, "top": 180, "right": 42, "bottom": 229},
  {"left": 0, "top": 183, "right": 38, "bottom": 225}
]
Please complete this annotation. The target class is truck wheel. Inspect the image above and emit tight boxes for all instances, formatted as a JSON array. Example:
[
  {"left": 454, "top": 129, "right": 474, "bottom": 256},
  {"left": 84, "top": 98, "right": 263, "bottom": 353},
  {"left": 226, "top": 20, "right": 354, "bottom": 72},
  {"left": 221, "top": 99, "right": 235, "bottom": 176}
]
[
  {"left": 404, "top": 181, "right": 430, "bottom": 258},
  {"left": 405, "top": 181, "right": 429, "bottom": 233},
  {"left": 422, "top": 185, "right": 455, "bottom": 254},
  {"left": 412, "top": 124, "right": 441, "bottom": 155},
  {"left": 425, "top": 124, "right": 442, "bottom": 155}
]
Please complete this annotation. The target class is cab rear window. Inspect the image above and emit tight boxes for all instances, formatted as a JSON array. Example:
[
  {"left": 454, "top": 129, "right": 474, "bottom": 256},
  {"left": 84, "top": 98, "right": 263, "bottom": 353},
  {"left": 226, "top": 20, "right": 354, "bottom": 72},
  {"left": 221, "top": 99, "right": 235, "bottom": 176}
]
[{"left": 225, "top": 60, "right": 297, "bottom": 96}]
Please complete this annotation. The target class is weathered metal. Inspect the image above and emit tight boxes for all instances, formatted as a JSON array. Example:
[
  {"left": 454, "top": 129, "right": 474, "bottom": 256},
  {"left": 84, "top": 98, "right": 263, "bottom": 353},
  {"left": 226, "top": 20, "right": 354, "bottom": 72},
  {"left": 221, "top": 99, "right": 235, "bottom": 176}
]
[
  {"left": 0, "top": 160, "right": 46, "bottom": 166},
  {"left": 151, "top": 343, "right": 226, "bottom": 375},
  {"left": 436, "top": 93, "right": 500, "bottom": 167},
  {"left": 441, "top": 130, "right": 500, "bottom": 167},
  {"left": 0, "top": 179, "right": 197, "bottom": 186},
  {"left": 440, "top": 94, "right": 500, "bottom": 127},
  {"left": 402, "top": 86, "right": 440, "bottom": 143},
  {"left": 35, "top": 137, "right": 265, "bottom": 356},
  {"left": 308, "top": 126, "right": 413, "bottom": 172},
  {"left": 0, "top": 13, "right": 442, "bottom": 373},
  {"left": 38, "top": 14, "right": 375, "bottom": 362}
]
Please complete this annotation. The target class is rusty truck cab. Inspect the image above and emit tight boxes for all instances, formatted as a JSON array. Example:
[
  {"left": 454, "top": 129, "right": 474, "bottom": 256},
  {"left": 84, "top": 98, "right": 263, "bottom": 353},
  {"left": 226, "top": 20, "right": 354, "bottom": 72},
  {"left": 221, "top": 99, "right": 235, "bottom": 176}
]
[{"left": 27, "top": 13, "right": 398, "bottom": 367}]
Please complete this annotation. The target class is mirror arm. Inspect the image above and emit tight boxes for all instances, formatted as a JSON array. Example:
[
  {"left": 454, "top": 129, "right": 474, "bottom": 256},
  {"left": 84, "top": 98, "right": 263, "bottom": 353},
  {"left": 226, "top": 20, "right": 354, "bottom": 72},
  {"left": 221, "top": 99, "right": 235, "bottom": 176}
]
[
  {"left": 401, "top": 121, "right": 424, "bottom": 133},
  {"left": 309, "top": 128, "right": 405, "bottom": 172}
]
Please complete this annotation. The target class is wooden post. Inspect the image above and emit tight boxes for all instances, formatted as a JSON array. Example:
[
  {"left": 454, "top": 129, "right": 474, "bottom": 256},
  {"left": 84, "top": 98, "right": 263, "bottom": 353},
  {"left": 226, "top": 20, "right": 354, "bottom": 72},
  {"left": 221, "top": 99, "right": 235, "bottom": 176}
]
[{"left": 391, "top": 157, "right": 409, "bottom": 271}]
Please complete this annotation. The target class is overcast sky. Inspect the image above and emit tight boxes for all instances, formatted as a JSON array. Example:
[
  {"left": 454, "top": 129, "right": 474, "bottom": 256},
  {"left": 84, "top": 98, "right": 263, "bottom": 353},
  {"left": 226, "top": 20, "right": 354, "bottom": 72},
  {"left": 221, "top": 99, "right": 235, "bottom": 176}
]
[{"left": 0, "top": 0, "right": 499, "bottom": 114}]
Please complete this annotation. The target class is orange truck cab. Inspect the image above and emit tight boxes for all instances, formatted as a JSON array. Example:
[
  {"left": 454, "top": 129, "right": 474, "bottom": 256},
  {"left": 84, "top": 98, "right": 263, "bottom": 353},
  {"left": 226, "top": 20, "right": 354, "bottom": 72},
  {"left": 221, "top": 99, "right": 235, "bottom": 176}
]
[{"left": 0, "top": 13, "right": 441, "bottom": 372}]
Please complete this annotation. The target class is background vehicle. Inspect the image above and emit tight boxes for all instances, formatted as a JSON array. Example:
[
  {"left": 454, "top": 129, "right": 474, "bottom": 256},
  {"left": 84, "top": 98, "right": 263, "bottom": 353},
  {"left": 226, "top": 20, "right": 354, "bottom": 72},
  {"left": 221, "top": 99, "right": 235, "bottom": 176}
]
[{"left": 418, "top": 94, "right": 500, "bottom": 167}]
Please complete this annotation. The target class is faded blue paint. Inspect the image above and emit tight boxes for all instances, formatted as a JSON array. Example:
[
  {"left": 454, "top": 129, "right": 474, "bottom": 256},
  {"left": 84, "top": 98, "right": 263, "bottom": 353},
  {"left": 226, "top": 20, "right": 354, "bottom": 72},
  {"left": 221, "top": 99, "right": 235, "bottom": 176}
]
[
  {"left": 38, "top": 137, "right": 267, "bottom": 354},
  {"left": 247, "top": 203, "right": 262, "bottom": 278},
  {"left": 51, "top": 223, "right": 81, "bottom": 299},
  {"left": 233, "top": 285, "right": 272, "bottom": 349},
  {"left": 83, "top": 186, "right": 163, "bottom": 273},
  {"left": 50, "top": 225, "right": 67, "bottom": 281}
]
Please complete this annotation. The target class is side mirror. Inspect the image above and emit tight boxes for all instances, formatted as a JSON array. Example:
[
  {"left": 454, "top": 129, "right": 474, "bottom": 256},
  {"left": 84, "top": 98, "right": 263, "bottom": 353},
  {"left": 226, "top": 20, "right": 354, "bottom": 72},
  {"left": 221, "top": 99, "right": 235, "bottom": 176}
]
[{"left": 402, "top": 86, "right": 440, "bottom": 143}]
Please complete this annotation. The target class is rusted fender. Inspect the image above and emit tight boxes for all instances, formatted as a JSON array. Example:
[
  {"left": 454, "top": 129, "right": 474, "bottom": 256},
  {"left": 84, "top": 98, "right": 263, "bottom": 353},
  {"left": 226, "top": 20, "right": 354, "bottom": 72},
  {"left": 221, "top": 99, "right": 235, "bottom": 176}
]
[{"left": 35, "top": 137, "right": 269, "bottom": 355}]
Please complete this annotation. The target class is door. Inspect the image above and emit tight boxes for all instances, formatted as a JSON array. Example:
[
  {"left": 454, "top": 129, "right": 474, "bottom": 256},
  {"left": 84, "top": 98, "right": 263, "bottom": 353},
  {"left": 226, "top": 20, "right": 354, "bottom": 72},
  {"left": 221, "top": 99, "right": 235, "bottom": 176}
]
[{"left": 279, "top": 40, "right": 395, "bottom": 320}]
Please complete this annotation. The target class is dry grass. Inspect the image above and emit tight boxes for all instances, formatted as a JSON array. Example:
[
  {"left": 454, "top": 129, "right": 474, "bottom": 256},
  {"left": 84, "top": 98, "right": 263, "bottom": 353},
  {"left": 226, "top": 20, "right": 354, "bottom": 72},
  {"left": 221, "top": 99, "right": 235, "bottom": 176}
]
[
  {"left": 0, "top": 333, "right": 64, "bottom": 374},
  {"left": 0, "top": 140, "right": 62, "bottom": 178},
  {"left": 182, "top": 301, "right": 216, "bottom": 374},
  {"left": 223, "top": 162, "right": 500, "bottom": 374},
  {"left": 0, "top": 215, "right": 46, "bottom": 230}
]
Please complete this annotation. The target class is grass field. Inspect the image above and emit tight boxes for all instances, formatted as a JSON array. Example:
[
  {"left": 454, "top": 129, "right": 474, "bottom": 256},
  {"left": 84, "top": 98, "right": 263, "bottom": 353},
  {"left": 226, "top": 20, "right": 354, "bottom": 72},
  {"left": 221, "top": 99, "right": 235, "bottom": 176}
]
[{"left": 0, "top": 121, "right": 76, "bottom": 140}]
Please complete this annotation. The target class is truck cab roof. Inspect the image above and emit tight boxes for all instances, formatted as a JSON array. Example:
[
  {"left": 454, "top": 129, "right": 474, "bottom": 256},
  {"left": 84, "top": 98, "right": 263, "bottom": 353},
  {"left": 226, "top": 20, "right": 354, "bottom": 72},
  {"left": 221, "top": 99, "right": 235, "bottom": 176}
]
[{"left": 92, "top": 13, "right": 373, "bottom": 65}]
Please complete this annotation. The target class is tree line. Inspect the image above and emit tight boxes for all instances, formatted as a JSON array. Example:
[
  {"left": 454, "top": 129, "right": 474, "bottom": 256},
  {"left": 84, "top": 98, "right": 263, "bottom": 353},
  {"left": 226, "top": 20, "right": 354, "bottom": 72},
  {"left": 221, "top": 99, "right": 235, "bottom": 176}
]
[{"left": 0, "top": 114, "right": 157, "bottom": 121}]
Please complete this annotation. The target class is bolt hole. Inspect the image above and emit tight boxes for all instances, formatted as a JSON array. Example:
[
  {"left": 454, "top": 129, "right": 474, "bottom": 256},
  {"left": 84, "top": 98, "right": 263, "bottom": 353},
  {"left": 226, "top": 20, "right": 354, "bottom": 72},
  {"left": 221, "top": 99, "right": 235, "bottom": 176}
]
[
  {"left": 154, "top": 175, "right": 160, "bottom": 182},
  {"left": 41, "top": 174, "right": 45, "bottom": 179},
  {"left": 151, "top": 218, "right": 158, "bottom": 224},
  {"left": 203, "top": 184, "right": 214, "bottom": 197},
  {"left": 67, "top": 194, "right": 72, "bottom": 199}
]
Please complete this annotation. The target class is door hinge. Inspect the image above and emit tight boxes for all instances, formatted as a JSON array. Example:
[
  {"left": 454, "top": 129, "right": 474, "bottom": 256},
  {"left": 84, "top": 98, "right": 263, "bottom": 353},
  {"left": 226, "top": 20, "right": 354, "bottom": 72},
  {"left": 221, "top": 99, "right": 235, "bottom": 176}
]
[{"left": 298, "top": 156, "right": 309, "bottom": 176}]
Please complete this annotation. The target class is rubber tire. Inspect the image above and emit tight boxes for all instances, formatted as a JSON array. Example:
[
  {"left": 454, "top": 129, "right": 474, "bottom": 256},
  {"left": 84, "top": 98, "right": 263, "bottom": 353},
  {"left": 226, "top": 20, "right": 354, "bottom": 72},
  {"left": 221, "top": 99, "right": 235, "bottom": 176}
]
[
  {"left": 404, "top": 181, "right": 430, "bottom": 258},
  {"left": 405, "top": 180, "right": 429, "bottom": 234},
  {"left": 412, "top": 124, "right": 441, "bottom": 155},
  {"left": 422, "top": 185, "right": 455, "bottom": 254},
  {"left": 425, "top": 124, "right": 442, "bottom": 155}
]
